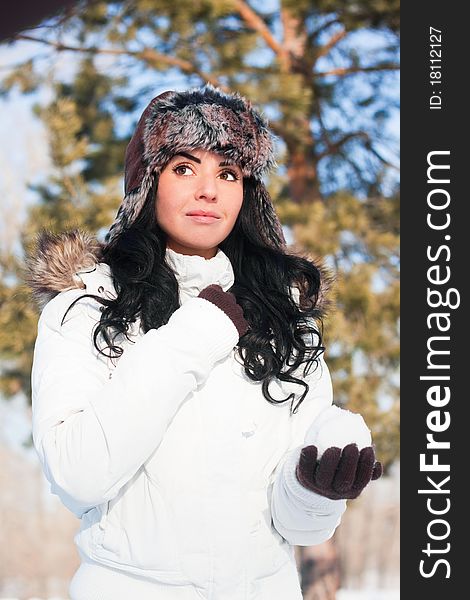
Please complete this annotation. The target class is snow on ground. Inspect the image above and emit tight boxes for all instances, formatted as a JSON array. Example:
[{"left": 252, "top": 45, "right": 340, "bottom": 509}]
[{"left": 337, "top": 590, "right": 399, "bottom": 600}]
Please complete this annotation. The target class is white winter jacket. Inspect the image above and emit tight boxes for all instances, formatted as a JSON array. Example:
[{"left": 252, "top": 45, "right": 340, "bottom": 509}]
[{"left": 31, "top": 245, "right": 346, "bottom": 600}]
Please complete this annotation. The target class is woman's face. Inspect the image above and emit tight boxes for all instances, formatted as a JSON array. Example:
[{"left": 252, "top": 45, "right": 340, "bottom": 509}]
[{"left": 155, "top": 148, "right": 244, "bottom": 259}]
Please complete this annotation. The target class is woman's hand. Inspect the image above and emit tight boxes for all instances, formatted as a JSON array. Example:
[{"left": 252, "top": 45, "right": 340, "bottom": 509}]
[
  {"left": 296, "top": 443, "right": 383, "bottom": 500},
  {"left": 198, "top": 284, "right": 249, "bottom": 338}
]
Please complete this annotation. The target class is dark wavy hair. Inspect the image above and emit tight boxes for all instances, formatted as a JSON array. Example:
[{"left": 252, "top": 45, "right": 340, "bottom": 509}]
[{"left": 65, "top": 175, "right": 329, "bottom": 414}]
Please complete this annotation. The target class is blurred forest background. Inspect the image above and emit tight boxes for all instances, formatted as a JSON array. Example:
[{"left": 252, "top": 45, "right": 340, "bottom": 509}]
[{"left": 0, "top": 0, "right": 399, "bottom": 598}]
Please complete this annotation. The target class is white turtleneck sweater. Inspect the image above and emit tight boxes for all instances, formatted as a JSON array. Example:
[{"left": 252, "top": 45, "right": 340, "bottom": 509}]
[{"left": 165, "top": 246, "right": 235, "bottom": 304}]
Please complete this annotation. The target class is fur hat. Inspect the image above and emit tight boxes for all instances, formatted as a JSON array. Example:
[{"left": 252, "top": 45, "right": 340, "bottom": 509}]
[{"left": 105, "top": 83, "right": 286, "bottom": 248}]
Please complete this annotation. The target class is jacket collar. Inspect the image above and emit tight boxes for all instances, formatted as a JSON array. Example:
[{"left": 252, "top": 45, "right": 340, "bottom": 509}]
[
  {"left": 26, "top": 230, "right": 234, "bottom": 309},
  {"left": 76, "top": 249, "right": 235, "bottom": 306},
  {"left": 164, "top": 247, "right": 234, "bottom": 304}
]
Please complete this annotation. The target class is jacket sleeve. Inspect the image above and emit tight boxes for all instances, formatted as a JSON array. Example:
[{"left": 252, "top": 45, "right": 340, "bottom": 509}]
[
  {"left": 270, "top": 353, "right": 347, "bottom": 546},
  {"left": 31, "top": 289, "right": 238, "bottom": 516}
]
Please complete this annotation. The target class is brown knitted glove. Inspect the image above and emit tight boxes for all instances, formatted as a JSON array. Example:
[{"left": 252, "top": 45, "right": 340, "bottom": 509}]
[
  {"left": 198, "top": 284, "right": 249, "bottom": 338},
  {"left": 296, "top": 444, "right": 383, "bottom": 500}
]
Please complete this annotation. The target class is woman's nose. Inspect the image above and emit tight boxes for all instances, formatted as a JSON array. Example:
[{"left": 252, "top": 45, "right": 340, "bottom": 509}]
[{"left": 195, "top": 175, "right": 218, "bottom": 202}]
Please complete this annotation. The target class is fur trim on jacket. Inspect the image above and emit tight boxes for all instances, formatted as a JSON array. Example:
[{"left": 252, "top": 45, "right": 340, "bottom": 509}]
[{"left": 25, "top": 230, "right": 104, "bottom": 310}]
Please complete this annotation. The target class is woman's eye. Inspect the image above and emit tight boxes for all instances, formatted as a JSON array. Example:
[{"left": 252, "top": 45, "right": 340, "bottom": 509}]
[
  {"left": 173, "top": 164, "right": 192, "bottom": 176},
  {"left": 220, "top": 170, "right": 240, "bottom": 181}
]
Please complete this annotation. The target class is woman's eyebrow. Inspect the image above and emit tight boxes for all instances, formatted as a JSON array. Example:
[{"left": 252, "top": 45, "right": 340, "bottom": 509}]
[{"left": 173, "top": 151, "right": 237, "bottom": 168}]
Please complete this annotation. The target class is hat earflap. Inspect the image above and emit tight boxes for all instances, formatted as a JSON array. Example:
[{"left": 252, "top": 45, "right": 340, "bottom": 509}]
[
  {"left": 105, "top": 170, "right": 156, "bottom": 244},
  {"left": 250, "top": 179, "right": 286, "bottom": 250}
]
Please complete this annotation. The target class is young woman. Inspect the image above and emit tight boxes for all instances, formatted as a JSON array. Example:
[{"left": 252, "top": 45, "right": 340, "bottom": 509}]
[{"left": 27, "top": 84, "right": 381, "bottom": 600}]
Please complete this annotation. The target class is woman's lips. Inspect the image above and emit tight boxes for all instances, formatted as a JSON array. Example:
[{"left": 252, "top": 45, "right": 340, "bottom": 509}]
[{"left": 186, "top": 215, "right": 220, "bottom": 224}]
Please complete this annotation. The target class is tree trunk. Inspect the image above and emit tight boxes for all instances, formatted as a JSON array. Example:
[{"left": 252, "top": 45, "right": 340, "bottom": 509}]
[
  {"left": 287, "top": 147, "right": 322, "bottom": 204},
  {"left": 297, "top": 539, "right": 341, "bottom": 600}
]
